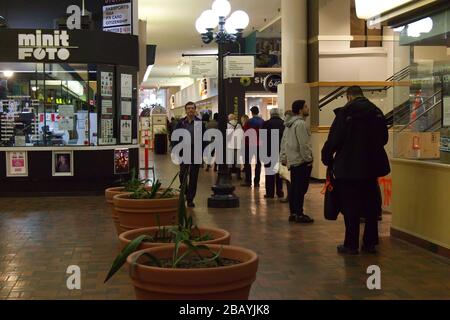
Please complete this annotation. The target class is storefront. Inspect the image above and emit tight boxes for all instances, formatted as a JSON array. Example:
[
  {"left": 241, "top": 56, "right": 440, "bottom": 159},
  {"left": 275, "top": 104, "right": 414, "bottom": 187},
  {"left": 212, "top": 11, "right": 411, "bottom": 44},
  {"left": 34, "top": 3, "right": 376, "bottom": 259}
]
[
  {"left": 388, "top": 2, "right": 450, "bottom": 257},
  {"left": 0, "top": 28, "right": 139, "bottom": 195}
]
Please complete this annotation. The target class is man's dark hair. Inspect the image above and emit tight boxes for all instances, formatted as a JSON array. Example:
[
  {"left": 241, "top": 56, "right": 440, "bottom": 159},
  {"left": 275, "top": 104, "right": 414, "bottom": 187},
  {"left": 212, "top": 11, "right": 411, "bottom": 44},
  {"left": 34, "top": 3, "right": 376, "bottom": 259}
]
[
  {"left": 185, "top": 101, "right": 196, "bottom": 109},
  {"left": 250, "top": 106, "right": 259, "bottom": 115},
  {"left": 213, "top": 113, "right": 219, "bottom": 121},
  {"left": 346, "top": 86, "right": 364, "bottom": 98},
  {"left": 292, "top": 100, "right": 306, "bottom": 114},
  {"left": 202, "top": 113, "right": 210, "bottom": 122}
]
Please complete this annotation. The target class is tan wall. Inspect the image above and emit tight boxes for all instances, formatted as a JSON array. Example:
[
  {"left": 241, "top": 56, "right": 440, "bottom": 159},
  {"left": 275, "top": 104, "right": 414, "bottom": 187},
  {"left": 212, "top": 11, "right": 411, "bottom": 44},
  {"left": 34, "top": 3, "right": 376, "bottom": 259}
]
[{"left": 391, "top": 159, "right": 450, "bottom": 249}]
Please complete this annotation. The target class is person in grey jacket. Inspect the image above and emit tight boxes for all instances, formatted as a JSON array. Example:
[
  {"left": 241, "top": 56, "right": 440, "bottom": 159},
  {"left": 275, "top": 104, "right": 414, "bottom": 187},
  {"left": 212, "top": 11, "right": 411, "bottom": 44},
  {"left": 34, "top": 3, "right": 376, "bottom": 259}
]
[{"left": 280, "top": 100, "right": 314, "bottom": 224}]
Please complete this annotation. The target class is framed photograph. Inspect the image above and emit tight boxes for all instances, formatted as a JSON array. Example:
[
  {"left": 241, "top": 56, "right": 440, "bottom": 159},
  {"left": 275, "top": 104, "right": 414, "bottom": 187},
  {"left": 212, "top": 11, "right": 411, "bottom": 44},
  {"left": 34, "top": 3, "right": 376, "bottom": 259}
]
[
  {"left": 114, "top": 148, "right": 129, "bottom": 175},
  {"left": 6, "top": 151, "right": 28, "bottom": 177},
  {"left": 52, "top": 151, "right": 74, "bottom": 177}
]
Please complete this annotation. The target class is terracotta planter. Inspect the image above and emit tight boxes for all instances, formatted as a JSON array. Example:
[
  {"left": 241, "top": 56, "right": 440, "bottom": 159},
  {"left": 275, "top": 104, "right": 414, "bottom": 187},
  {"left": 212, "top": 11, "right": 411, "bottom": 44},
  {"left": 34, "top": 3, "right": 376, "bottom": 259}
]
[
  {"left": 127, "top": 244, "right": 259, "bottom": 300},
  {"left": 105, "top": 187, "right": 129, "bottom": 236},
  {"left": 119, "top": 226, "right": 231, "bottom": 250},
  {"left": 113, "top": 192, "right": 179, "bottom": 232}
]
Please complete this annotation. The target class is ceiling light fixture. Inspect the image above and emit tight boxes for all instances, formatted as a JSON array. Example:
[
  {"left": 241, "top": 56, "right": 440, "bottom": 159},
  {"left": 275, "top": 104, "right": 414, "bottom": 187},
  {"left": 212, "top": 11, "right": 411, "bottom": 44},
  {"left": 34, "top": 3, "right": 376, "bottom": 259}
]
[
  {"left": 3, "top": 70, "right": 14, "bottom": 78},
  {"left": 143, "top": 64, "right": 154, "bottom": 82},
  {"left": 355, "top": 0, "right": 414, "bottom": 20}
]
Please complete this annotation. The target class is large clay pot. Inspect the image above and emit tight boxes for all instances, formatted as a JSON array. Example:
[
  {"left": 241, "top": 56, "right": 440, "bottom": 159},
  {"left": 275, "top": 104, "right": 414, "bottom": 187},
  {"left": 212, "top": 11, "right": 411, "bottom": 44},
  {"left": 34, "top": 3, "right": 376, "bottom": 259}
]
[
  {"left": 127, "top": 244, "right": 259, "bottom": 300},
  {"left": 119, "top": 226, "right": 231, "bottom": 250},
  {"left": 113, "top": 193, "right": 179, "bottom": 232},
  {"left": 105, "top": 187, "right": 129, "bottom": 236}
]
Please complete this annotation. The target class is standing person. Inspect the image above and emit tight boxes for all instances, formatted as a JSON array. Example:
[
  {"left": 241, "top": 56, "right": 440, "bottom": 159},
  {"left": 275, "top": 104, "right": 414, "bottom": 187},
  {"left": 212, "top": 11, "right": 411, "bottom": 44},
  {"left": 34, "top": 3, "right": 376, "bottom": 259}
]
[
  {"left": 279, "top": 110, "right": 294, "bottom": 203},
  {"left": 321, "top": 86, "right": 390, "bottom": 255},
  {"left": 242, "top": 106, "right": 264, "bottom": 188},
  {"left": 205, "top": 113, "right": 219, "bottom": 172},
  {"left": 227, "top": 114, "right": 243, "bottom": 180},
  {"left": 172, "top": 102, "right": 206, "bottom": 208},
  {"left": 262, "top": 108, "right": 285, "bottom": 199},
  {"left": 280, "top": 100, "right": 314, "bottom": 224}
]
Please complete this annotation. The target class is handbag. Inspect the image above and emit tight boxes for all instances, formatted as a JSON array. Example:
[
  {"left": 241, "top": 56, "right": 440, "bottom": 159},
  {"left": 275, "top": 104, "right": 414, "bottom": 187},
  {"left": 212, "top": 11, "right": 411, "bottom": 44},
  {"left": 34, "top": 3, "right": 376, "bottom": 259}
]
[{"left": 321, "top": 167, "right": 340, "bottom": 220}]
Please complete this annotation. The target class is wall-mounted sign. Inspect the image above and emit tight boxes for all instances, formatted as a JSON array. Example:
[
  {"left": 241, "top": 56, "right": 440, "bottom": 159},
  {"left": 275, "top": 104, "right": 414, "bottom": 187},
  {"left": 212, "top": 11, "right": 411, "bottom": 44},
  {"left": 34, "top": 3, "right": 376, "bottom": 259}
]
[
  {"left": 103, "top": 0, "right": 132, "bottom": 35},
  {"left": 18, "top": 30, "right": 76, "bottom": 61},
  {"left": 190, "top": 57, "right": 217, "bottom": 78},
  {"left": 224, "top": 56, "right": 255, "bottom": 79},
  {"left": 6, "top": 151, "right": 28, "bottom": 177},
  {"left": 263, "top": 74, "right": 282, "bottom": 93}
]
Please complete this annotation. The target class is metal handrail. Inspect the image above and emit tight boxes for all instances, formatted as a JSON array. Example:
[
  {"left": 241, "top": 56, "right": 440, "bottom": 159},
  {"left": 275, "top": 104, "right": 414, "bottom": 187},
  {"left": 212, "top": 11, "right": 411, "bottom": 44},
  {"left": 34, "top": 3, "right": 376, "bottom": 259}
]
[
  {"left": 318, "top": 65, "right": 410, "bottom": 110},
  {"left": 398, "top": 99, "right": 442, "bottom": 133},
  {"left": 394, "top": 90, "right": 442, "bottom": 125}
]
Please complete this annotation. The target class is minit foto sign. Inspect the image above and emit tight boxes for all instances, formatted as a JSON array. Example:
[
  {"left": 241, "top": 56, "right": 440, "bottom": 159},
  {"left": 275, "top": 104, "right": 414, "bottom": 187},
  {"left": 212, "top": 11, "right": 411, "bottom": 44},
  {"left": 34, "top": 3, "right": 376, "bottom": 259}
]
[{"left": 18, "top": 30, "right": 77, "bottom": 61}]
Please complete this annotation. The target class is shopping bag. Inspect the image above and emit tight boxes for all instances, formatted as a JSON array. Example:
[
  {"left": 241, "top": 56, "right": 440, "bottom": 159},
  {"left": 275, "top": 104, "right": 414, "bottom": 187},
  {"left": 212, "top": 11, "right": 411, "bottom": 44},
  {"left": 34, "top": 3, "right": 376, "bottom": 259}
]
[
  {"left": 278, "top": 164, "right": 290, "bottom": 182},
  {"left": 321, "top": 168, "right": 340, "bottom": 220}
]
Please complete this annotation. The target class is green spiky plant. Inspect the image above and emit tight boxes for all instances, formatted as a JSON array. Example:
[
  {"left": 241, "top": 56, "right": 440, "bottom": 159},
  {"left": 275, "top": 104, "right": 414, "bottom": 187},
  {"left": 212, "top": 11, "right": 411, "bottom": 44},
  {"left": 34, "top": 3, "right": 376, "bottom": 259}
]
[
  {"left": 104, "top": 169, "right": 216, "bottom": 283},
  {"left": 121, "top": 168, "right": 150, "bottom": 193}
]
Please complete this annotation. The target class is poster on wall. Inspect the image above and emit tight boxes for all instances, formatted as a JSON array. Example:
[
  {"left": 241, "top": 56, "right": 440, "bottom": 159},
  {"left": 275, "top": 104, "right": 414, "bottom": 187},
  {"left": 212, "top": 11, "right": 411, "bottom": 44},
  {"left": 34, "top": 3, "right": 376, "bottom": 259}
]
[
  {"left": 114, "top": 148, "right": 130, "bottom": 174},
  {"left": 121, "top": 101, "right": 132, "bottom": 116},
  {"left": 52, "top": 151, "right": 74, "bottom": 177},
  {"left": 121, "top": 74, "right": 133, "bottom": 98},
  {"left": 58, "top": 105, "right": 74, "bottom": 118},
  {"left": 120, "top": 119, "right": 132, "bottom": 144},
  {"left": 100, "top": 118, "right": 115, "bottom": 145},
  {"left": 102, "top": 99, "right": 113, "bottom": 115},
  {"left": 6, "top": 151, "right": 28, "bottom": 177},
  {"left": 101, "top": 72, "right": 113, "bottom": 97},
  {"left": 103, "top": 0, "right": 132, "bottom": 35},
  {"left": 58, "top": 118, "right": 74, "bottom": 131}
]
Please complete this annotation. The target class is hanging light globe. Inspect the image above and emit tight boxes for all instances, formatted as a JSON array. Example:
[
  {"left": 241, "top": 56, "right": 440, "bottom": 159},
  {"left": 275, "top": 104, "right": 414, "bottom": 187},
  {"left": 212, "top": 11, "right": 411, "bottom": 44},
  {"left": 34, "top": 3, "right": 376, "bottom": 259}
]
[
  {"left": 212, "top": 0, "right": 231, "bottom": 18},
  {"left": 229, "top": 10, "right": 249, "bottom": 30}
]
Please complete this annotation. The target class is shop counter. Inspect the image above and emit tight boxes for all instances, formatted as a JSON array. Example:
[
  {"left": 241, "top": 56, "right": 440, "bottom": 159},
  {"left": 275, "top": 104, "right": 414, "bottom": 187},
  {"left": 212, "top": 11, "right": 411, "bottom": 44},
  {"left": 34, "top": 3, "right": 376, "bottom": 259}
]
[
  {"left": 0, "top": 145, "right": 139, "bottom": 196},
  {"left": 391, "top": 158, "right": 450, "bottom": 258}
]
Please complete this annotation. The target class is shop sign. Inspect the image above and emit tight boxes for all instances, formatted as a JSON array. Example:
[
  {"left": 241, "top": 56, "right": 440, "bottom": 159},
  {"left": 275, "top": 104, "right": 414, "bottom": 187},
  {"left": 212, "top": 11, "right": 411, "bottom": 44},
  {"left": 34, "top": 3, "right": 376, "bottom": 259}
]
[
  {"left": 263, "top": 74, "right": 282, "bottom": 93},
  {"left": 103, "top": 0, "right": 132, "bottom": 35},
  {"left": 18, "top": 30, "right": 75, "bottom": 61},
  {"left": 6, "top": 151, "right": 28, "bottom": 177},
  {"left": 224, "top": 56, "right": 255, "bottom": 79},
  {"left": 190, "top": 57, "right": 217, "bottom": 78}
]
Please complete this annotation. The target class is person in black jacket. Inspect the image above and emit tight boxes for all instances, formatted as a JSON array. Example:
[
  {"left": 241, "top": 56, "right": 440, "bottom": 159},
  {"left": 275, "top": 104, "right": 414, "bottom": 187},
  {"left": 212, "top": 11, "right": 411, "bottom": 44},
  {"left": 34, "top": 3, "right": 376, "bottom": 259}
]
[
  {"left": 262, "top": 108, "right": 285, "bottom": 198},
  {"left": 172, "top": 102, "right": 206, "bottom": 208},
  {"left": 321, "top": 86, "right": 390, "bottom": 255}
]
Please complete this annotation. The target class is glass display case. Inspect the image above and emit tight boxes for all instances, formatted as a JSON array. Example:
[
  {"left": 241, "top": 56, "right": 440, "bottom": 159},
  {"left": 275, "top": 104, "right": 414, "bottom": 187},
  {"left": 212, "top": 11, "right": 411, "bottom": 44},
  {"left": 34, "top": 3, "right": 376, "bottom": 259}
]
[{"left": 392, "top": 8, "right": 450, "bottom": 163}]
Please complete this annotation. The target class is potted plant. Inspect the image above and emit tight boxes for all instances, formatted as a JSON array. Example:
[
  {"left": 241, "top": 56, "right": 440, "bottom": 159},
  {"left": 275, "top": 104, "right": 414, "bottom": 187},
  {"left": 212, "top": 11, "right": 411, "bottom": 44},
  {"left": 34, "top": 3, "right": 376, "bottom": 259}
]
[
  {"left": 105, "top": 168, "right": 148, "bottom": 235},
  {"left": 105, "top": 176, "right": 259, "bottom": 300},
  {"left": 113, "top": 173, "right": 180, "bottom": 232}
]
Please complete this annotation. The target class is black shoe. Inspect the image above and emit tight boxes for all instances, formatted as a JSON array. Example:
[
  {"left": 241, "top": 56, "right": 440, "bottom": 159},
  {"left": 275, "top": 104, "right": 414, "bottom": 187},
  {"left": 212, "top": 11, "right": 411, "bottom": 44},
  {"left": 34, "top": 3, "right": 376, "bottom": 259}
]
[
  {"left": 187, "top": 201, "right": 195, "bottom": 208},
  {"left": 295, "top": 214, "right": 314, "bottom": 224},
  {"left": 264, "top": 195, "right": 274, "bottom": 199},
  {"left": 277, "top": 193, "right": 285, "bottom": 199},
  {"left": 288, "top": 215, "right": 297, "bottom": 222},
  {"left": 337, "top": 245, "right": 359, "bottom": 255},
  {"left": 361, "top": 245, "right": 377, "bottom": 254}
]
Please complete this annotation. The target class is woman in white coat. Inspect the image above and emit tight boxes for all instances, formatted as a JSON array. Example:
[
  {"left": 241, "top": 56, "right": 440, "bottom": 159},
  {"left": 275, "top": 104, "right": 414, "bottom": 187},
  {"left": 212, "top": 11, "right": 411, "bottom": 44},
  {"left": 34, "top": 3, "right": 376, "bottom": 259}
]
[{"left": 227, "top": 114, "right": 244, "bottom": 180}]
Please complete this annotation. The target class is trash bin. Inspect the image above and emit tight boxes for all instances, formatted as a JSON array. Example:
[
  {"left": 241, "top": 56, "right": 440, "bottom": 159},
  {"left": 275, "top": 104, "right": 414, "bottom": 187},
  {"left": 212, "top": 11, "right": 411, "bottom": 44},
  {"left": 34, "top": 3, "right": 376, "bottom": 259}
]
[{"left": 154, "top": 134, "right": 168, "bottom": 154}]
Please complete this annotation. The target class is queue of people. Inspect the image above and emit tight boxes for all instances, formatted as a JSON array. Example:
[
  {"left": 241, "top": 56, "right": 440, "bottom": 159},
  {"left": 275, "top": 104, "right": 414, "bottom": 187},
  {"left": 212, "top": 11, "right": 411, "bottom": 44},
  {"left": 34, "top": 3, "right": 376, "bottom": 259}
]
[{"left": 168, "top": 87, "right": 389, "bottom": 255}]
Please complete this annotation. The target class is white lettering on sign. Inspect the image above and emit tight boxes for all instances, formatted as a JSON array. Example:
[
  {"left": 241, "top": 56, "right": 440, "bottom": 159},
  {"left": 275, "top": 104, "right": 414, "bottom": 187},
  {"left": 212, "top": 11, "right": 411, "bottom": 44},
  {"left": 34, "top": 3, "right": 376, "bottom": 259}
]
[{"left": 18, "top": 30, "right": 76, "bottom": 61}]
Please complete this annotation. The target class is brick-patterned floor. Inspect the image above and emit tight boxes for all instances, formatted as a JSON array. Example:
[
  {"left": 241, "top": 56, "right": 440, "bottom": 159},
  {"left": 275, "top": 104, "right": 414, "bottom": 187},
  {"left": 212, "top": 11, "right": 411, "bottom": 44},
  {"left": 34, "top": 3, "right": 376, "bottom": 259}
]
[{"left": 0, "top": 154, "right": 449, "bottom": 300}]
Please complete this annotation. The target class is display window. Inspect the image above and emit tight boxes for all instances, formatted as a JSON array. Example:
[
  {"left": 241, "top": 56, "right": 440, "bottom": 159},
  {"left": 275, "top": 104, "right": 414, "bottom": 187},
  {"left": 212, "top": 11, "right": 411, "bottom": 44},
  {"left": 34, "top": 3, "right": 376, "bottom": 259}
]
[
  {"left": 392, "top": 9, "right": 450, "bottom": 163},
  {"left": 0, "top": 62, "right": 98, "bottom": 147}
]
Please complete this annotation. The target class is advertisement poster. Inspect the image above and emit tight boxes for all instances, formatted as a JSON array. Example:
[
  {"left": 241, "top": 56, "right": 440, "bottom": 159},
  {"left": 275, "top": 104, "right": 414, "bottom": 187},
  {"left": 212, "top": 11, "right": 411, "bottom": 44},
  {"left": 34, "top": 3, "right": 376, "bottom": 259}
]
[
  {"left": 6, "top": 151, "right": 28, "bottom": 177},
  {"left": 101, "top": 72, "right": 113, "bottom": 97},
  {"left": 120, "top": 119, "right": 132, "bottom": 144},
  {"left": 114, "top": 148, "right": 130, "bottom": 174},
  {"left": 103, "top": 1, "right": 132, "bottom": 35},
  {"left": 58, "top": 105, "right": 74, "bottom": 117},
  {"left": 52, "top": 151, "right": 74, "bottom": 177},
  {"left": 121, "top": 101, "right": 132, "bottom": 116},
  {"left": 121, "top": 74, "right": 133, "bottom": 98},
  {"left": 102, "top": 99, "right": 113, "bottom": 115},
  {"left": 101, "top": 118, "right": 115, "bottom": 145},
  {"left": 58, "top": 118, "right": 74, "bottom": 131}
]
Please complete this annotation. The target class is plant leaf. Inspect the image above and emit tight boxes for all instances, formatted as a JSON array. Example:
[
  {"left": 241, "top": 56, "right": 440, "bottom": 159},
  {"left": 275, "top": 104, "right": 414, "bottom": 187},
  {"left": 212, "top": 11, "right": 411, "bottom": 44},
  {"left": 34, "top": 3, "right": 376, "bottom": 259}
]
[
  {"left": 104, "top": 234, "right": 153, "bottom": 283},
  {"left": 160, "top": 172, "right": 180, "bottom": 198}
]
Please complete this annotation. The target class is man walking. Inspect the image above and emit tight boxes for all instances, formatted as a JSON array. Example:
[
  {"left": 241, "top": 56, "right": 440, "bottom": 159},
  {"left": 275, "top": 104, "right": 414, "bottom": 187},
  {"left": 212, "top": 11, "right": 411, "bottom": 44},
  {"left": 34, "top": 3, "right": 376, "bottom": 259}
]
[
  {"left": 172, "top": 102, "right": 205, "bottom": 208},
  {"left": 262, "top": 108, "right": 285, "bottom": 199},
  {"left": 321, "top": 86, "right": 390, "bottom": 255},
  {"left": 281, "top": 100, "right": 314, "bottom": 224},
  {"left": 242, "top": 106, "right": 264, "bottom": 187}
]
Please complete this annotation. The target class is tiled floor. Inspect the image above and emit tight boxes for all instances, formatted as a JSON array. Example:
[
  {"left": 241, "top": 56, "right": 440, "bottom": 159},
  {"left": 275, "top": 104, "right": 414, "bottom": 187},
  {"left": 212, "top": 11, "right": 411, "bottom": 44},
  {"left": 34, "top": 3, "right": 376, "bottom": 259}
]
[{"left": 0, "top": 154, "right": 449, "bottom": 300}]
